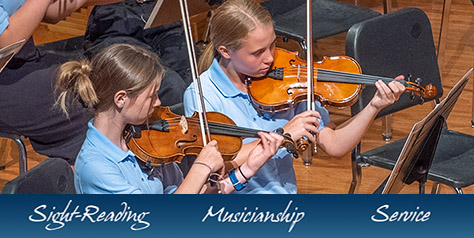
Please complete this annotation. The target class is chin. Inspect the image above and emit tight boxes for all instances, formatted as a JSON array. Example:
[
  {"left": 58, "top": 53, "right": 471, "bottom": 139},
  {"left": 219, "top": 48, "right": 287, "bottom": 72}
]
[{"left": 252, "top": 72, "right": 267, "bottom": 78}]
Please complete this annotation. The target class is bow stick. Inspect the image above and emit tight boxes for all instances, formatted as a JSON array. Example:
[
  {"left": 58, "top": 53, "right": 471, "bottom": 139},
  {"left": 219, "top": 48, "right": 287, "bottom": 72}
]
[{"left": 179, "top": 0, "right": 211, "bottom": 144}]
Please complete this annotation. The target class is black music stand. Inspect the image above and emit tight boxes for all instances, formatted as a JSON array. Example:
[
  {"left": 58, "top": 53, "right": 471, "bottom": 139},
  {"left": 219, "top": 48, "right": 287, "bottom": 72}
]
[{"left": 378, "top": 68, "right": 472, "bottom": 194}]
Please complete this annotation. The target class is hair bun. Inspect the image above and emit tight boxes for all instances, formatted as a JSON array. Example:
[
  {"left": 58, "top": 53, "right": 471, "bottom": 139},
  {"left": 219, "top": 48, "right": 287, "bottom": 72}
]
[{"left": 79, "top": 59, "right": 92, "bottom": 75}]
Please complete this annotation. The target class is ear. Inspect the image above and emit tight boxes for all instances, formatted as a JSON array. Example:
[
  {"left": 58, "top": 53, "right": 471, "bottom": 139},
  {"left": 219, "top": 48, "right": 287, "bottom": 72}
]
[
  {"left": 217, "top": 45, "right": 231, "bottom": 59},
  {"left": 114, "top": 90, "right": 128, "bottom": 109}
]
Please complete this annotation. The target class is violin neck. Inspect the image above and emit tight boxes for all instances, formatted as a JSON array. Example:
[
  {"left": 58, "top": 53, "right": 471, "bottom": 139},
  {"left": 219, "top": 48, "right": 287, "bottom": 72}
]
[
  {"left": 317, "top": 69, "right": 408, "bottom": 87},
  {"left": 207, "top": 122, "right": 263, "bottom": 138},
  {"left": 268, "top": 67, "right": 408, "bottom": 87}
]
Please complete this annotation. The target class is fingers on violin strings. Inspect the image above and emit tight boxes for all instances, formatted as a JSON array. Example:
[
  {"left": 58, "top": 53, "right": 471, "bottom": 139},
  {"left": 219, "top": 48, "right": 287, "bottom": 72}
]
[
  {"left": 394, "top": 75, "right": 405, "bottom": 80},
  {"left": 269, "top": 132, "right": 284, "bottom": 146},
  {"left": 376, "top": 80, "right": 392, "bottom": 99}
]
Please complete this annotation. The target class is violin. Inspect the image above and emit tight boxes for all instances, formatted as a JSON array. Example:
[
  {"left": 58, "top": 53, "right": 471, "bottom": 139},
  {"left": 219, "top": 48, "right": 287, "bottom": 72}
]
[
  {"left": 125, "top": 106, "right": 297, "bottom": 165},
  {"left": 248, "top": 48, "right": 437, "bottom": 114}
]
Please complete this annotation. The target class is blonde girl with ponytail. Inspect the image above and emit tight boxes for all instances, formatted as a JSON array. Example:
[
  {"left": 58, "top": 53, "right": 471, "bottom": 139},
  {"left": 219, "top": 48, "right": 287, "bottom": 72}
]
[{"left": 184, "top": 0, "right": 405, "bottom": 194}]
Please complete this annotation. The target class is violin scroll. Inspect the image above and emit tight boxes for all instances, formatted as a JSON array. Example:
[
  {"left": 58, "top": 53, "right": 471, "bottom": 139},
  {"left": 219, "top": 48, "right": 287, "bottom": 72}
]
[{"left": 404, "top": 82, "right": 437, "bottom": 102}]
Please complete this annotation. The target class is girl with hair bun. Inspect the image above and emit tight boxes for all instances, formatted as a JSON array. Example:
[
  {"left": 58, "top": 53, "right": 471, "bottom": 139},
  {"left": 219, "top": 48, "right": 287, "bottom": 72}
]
[
  {"left": 56, "top": 43, "right": 284, "bottom": 194},
  {"left": 184, "top": 0, "right": 406, "bottom": 194}
]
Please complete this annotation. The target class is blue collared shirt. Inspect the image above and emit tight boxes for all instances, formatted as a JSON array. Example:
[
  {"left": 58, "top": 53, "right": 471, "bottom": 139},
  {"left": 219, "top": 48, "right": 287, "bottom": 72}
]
[
  {"left": 0, "top": 0, "right": 25, "bottom": 34},
  {"left": 75, "top": 121, "right": 177, "bottom": 194},
  {"left": 184, "top": 59, "right": 330, "bottom": 194}
]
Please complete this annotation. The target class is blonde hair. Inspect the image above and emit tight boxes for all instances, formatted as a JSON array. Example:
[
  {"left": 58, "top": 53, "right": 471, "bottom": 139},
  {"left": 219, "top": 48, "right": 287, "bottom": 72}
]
[
  {"left": 56, "top": 43, "right": 165, "bottom": 116},
  {"left": 198, "top": 0, "right": 273, "bottom": 73}
]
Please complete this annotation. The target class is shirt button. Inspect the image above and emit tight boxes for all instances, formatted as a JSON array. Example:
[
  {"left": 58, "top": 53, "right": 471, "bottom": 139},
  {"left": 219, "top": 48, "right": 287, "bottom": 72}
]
[
  {"left": 253, "top": 118, "right": 256, "bottom": 121},
  {"left": 133, "top": 164, "right": 136, "bottom": 167},
  {"left": 141, "top": 178, "right": 144, "bottom": 181}
]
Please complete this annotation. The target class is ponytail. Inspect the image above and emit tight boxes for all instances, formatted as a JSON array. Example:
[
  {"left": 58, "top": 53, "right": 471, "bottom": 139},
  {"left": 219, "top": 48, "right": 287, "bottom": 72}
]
[
  {"left": 198, "top": 42, "right": 218, "bottom": 74},
  {"left": 55, "top": 59, "right": 98, "bottom": 117}
]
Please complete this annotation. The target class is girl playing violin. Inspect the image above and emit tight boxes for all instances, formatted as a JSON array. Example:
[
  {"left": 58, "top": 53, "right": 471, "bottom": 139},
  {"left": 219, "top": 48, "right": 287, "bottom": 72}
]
[
  {"left": 56, "top": 43, "right": 284, "bottom": 194},
  {"left": 184, "top": 0, "right": 406, "bottom": 194}
]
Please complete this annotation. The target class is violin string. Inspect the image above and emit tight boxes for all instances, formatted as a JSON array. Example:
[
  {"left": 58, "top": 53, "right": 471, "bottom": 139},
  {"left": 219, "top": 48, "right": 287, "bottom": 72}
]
[
  {"left": 283, "top": 67, "right": 409, "bottom": 86},
  {"left": 284, "top": 69, "right": 393, "bottom": 84},
  {"left": 164, "top": 118, "right": 263, "bottom": 137}
]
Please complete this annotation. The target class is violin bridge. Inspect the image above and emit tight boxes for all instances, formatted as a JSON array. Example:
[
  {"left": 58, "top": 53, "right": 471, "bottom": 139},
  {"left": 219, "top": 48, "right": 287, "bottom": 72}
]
[{"left": 180, "top": 115, "right": 188, "bottom": 134}]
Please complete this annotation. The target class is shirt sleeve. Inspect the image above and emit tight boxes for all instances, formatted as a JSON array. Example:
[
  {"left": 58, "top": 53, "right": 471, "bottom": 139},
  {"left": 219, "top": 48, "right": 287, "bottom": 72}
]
[
  {"left": 0, "top": 0, "right": 25, "bottom": 35},
  {"left": 183, "top": 83, "right": 217, "bottom": 116},
  {"left": 183, "top": 84, "right": 198, "bottom": 117},
  {"left": 76, "top": 159, "right": 143, "bottom": 194},
  {"left": 0, "top": 6, "right": 9, "bottom": 35}
]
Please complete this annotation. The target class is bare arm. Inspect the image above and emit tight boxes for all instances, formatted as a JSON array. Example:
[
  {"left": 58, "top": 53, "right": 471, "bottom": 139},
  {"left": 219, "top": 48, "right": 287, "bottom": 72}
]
[
  {"left": 0, "top": 0, "right": 124, "bottom": 48},
  {"left": 318, "top": 78, "right": 405, "bottom": 157},
  {"left": 43, "top": 0, "right": 124, "bottom": 24},
  {"left": 0, "top": 0, "right": 51, "bottom": 48}
]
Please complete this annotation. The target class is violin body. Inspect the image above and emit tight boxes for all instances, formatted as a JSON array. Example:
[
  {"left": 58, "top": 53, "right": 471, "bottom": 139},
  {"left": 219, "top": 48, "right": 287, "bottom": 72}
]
[
  {"left": 127, "top": 107, "right": 242, "bottom": 165},
  {"left": 248, "top": 48, "right": 363, "bottom": 114}
]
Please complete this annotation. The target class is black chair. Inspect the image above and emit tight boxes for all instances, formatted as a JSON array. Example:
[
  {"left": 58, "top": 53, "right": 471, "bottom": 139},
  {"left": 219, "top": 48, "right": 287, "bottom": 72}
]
[
  {"left": 261, "top": 0, "right": 381, "bottom": 53},
  {"left": 346, "top": 8, "right": 474, "bottom": 194},
  {"left": 2, "top": 157, "right": 75, "bottom": 194}
]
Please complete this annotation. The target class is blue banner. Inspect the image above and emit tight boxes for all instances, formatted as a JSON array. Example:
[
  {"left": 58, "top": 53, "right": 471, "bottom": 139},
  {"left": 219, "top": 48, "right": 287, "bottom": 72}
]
[{"left": 0, "top": 195, "right": 472, "bottom": 237}]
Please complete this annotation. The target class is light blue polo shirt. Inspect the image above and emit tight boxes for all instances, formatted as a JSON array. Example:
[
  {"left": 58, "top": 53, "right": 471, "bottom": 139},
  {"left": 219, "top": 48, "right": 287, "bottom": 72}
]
[
  {"left": 0, "top": 0, "right": 25, "bottom": 34},
  {"left": 75, "top": 120, "right": 177, "bottom": 194},
  {"left": 184, "top": 59, "right": 330, "bottom": 194}
]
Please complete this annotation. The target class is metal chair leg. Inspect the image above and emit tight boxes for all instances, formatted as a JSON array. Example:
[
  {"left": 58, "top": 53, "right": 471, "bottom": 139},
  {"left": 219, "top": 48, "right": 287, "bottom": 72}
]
[
  {"left": 0, "top": 133, "right": 28, "bottom": 174},
  {"left": 453, "top": 187, "right": 463, "bottom": 194},
  {"left": 430, "top": 182, "right": 441, "bottom": 194},
  {"left": 300, "top": 142, "right": 314, "bottom": 166},
  {"left": 471, "top": 66, "right": 474, "bottom": 127},
  {"left": 348, "top": 144, "right": 362, "bottom": 194},
  {"left": 14, "top": 137, "right": 27, "bottom": 175},
  {"left": 437, "top": 0, "right": 452, "bottom": 69},
  {"left": 382, "top": 115, "right": 392, "bottom": 141},
  {"left": 383, "top": 0, "right": 392, "bottom": 14}
]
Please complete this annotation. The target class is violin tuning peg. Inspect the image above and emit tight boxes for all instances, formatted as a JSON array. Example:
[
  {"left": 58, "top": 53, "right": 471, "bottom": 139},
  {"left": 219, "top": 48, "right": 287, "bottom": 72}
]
[
  {"left": 406, "top": 74, "right": 412, "bottom": 82},
  {"left": 415, "top": 78, "right": 422, "bottom": 85},
  {"left": 273, "top": 127, "right": 284, "bottom": 135}
]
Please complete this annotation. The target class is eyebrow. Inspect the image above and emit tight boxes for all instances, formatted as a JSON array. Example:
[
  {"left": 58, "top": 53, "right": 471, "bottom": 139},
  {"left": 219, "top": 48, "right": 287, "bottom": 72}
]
[{"left": 252, "top": 38, "right": 277, "bottom": 54}]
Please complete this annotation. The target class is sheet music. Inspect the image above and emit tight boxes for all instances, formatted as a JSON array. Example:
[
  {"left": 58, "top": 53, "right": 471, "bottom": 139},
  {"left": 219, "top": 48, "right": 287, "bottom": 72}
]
[
  {"left": 0, "top": 39, "right": 25, "bottom": 73},
  {"left": 383, "top": 68, "right": 473, "bottom": 194},
  {"left": 144, "top": 0, "right": 215, "bottom": 29}
]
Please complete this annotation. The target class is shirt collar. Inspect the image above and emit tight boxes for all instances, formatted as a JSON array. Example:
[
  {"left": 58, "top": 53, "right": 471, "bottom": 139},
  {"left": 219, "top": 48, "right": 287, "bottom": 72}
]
[
  {"left": 208, "top": 59, "right": 246, "bottom": 98},
  {"left": 85, "top": 120, "right": 135, "bottom": 163}
]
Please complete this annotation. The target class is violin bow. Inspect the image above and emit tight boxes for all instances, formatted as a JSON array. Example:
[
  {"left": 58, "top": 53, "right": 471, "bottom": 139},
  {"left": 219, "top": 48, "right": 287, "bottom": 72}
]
[
  {"left": 306, "top": 0, "right": 315, "bottom": 112},
  {"left": 303, "top": 0, "right": 318, "bottom": 158},
  {"left": 179, "top": 0, "right": 211, "bottom": 144}
]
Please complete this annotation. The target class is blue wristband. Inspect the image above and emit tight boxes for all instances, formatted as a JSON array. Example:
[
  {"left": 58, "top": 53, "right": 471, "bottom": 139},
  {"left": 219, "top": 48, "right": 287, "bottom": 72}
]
[{"left": 228, "top": 169, "right": 247, "bottom": 191}]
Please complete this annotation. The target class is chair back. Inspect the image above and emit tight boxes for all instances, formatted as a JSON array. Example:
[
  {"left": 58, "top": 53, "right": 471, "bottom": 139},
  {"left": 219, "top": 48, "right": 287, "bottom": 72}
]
[
  {"left": 346, "top": 8, "right": 443, "bottom": 118},
  {"left": 262, "top": 0, "right": 381, "bottom": 41},
  {"left": 2, "top": 157, "right": 75, "bottom": 194}
]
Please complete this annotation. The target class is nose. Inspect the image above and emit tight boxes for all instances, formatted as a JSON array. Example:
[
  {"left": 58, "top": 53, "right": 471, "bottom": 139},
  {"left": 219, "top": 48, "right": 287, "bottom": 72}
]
[
  {"left": 153, "top": 95, "right": 161, "bottom": 107},
  {"left": 263, "top": 49, "right": 274, "bottom": 65}
]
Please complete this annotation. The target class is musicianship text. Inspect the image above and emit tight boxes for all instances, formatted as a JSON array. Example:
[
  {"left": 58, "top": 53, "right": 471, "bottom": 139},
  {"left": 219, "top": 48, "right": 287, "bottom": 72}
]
[{"left": 202, "top": 200, "right": 305, "bottom": 232}]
